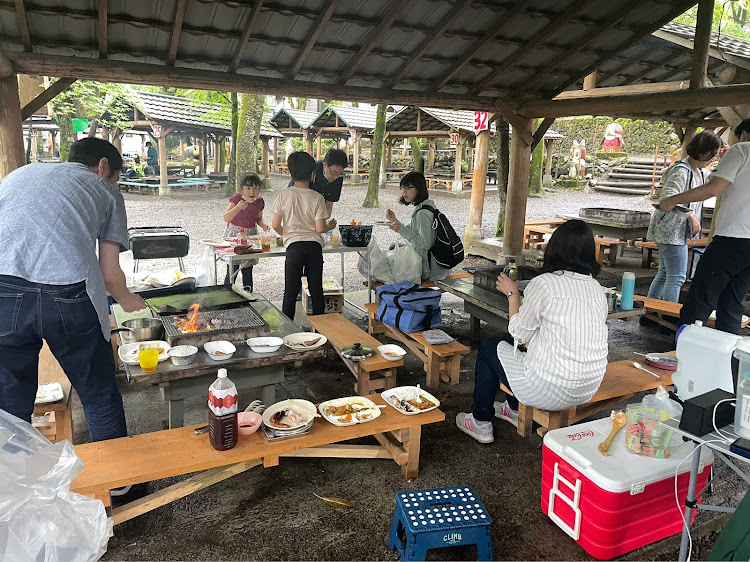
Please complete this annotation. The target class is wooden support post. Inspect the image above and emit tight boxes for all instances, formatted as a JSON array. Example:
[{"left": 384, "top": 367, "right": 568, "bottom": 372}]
[
  {"left": 452, "top": 139, "right": 463, "bottom": 191},
  {"left": 198, "top": 138, "right": 205, "bottom": 176},
  {"left": 158, "top": 136, "right": 170, "bottom": 197},
  {"left": 464, "top": 128, "right": 490, "bottom": 246},
  {"left": 543, "top": 138, "right": 554, "bottom": 186},
  {"left": 261, "top": 138, "right": 271, "bottom": 189},
  {"left": 352, "top": 134, "right": 360, "bottom": 184},
  {"left": 402, "top": 138, "right": 408, "bottom": 157},
  {"left": 467, "top": 138, "right": 474, "bottom": 172},
  {"left": 582, "top": 71, "right": 597, "bottom": 91},
  {"left": 0, "top": 65, "right": 25, "bottom": 178},
  {"left": 316, "top": 134, "right": 322, "bottom": 159},
  {"left": 681, "top": 126, "right": 697, "bottom": 159},
  {"left": 427, "top": 139, "right": 435, "bottom": 172},
  {"left": 305, "top": 133, "right": 313, "bottom": 154},
  {"left": 502, "top": 117, "right": 533, "bottom": 257},
  {"left": 690, "top": 0, "right": 714, "bottom": 90},
  {"left": 386, "top": 138, "right": 393, "bottom": 167},
  {"left": 272, "top": 137, "right": 278, "bottom": 172},
  {"left": 214, "top": 137, "right": 222, "bottom": 173},
  {"left": 51, "top": 130, "right": 58, "bottom": 157}
]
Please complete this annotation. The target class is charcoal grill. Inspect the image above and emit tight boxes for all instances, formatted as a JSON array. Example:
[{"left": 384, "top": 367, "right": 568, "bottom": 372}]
[
  {"left": 578, "top": 208, "right": 650, "bottom": 226},
  {"left": 473, "top": 266, "right": 538, "bottom": 296},
  {"left": 162, "top": 307, "right": 269, "bottom": 348},
  {"left": 128, "top": 226, "right": 190, "bottom": 273}
]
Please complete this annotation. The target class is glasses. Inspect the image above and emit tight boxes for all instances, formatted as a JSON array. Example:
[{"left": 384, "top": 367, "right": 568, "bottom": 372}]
[{"left": 400, "top": 185, "right": 416, "bottom": 191}]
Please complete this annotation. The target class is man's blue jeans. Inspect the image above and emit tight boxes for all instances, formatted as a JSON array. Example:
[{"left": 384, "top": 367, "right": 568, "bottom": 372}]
[
  {"left": 472, "top": 334, "right": 520, "bottom": 422},
  {"left": 647, "top": 243, "right": 688, "bottom": 303},
  {"left": 0, "top": 275, "right": 126, "bottom": 441}
]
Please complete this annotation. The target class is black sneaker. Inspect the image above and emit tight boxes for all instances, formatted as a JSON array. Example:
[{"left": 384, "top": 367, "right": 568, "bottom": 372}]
[{"left": 110, "top": 482, "right": 148, "bottom": 506}]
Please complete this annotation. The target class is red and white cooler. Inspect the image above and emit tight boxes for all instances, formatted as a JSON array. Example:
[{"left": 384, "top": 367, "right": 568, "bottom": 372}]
[{"left": 541, "top": 417, "right": 712, "bottom": 560}]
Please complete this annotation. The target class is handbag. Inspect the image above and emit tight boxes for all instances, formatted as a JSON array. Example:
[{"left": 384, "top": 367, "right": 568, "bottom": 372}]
[{"left": 376, "top": 281, "right": 441, "bottom": 332}]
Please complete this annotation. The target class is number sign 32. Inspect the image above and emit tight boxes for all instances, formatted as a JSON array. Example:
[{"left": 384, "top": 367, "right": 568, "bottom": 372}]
[{"left": 473, "top": 111, "right": 489, "bottom": 132}]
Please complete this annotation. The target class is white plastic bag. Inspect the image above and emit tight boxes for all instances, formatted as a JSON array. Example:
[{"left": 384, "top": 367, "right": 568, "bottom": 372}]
[
  {"left": 195, "top": 246, "right": 217, "bottom": 287},
  {"left": 385, "top": 242, "right": 422, "bottom": 284},
  {"left": 0, "top": 409, "right": 111, "bottom": 562},
  {"left": 358, "top": 236, "right": 394, "bottom": 284}
]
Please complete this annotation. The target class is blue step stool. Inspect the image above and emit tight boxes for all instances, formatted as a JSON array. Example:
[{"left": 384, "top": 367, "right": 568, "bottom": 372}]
[{"left": 388, "top": 486, "right": 493, "bottom": 561}]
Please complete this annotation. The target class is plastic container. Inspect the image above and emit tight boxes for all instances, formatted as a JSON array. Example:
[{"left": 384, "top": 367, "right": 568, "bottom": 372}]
[
  {"left": 733, "top": 338, "right": 750, "bottom": 439},
  {"left": 331, "top": 230, "right": 340, "bottom": 248},
  {"left": 620, "top": 272, "right": 635, "bottom": 311},
  {"left": 624, "top": 387, "right": 682, "bottom": 458},
  {"left": 208, "top": 368, "right": 238, "bottom": 451}
]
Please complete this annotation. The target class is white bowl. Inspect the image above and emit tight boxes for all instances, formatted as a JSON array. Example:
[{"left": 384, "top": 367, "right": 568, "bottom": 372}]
[
  {"left": 246, "top": 336, "right": 284, "bottom": 353},
  {"left": 203, "top": 341, "right": 236, "bottom": 360},
  {"left": 167, "top": 345, "right": 198, "bottom": 366},
  {"left": 378, "top": 344, "right": 406, "bottom": 362}
]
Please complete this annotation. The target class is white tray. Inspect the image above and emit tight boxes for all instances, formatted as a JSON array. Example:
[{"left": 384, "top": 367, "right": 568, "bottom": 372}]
[
  {"left": 381, "top": 386, "right": 440, "bottom": 415},
  {"left": 319, "top": 396, "right": 382, "bottom": 426},
  {"left": 118, "top": 341, "right": 171, "bottom": 365}
]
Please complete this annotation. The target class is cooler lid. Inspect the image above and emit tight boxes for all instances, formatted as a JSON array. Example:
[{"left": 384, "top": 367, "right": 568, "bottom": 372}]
[{"left": 543, "top": 417, "right": 713, "bottom": 493}]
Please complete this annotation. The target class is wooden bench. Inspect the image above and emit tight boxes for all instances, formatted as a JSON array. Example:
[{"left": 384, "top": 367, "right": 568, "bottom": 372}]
[
  {"left": 363, "top": 271, "right": 473, "bottom": 292},
  {"left": 364, "top": 303, "right": 470, "bottom": 388},
  {"left": 634, "top": 295, "right": 750, "bottom": 331},
  {"left": 523, "top": 225, "right": 556, "bottom": 249},
  {"left": 70, "top": 395, "right": 444, "bottom": 523},
  {"left": 635, "top": 238, "right": 709, "bottom": 268},
  {"left": 524, "top": 218, "right": 566, "bottom": 227},
  {"left": 594, "top": 237, "right": 628, "bottom": 266},
  {"left": 307, "top": 313, "right": 402, "bottom": 396},
  {"left": 33, "top": 342, "right": 74, "bottom": 443},
  {"left": 276, "top": 163, "right": 289, "bottom": 174},
  {"left": 501, "top": 357, "right": 674, "bottom": 437}
]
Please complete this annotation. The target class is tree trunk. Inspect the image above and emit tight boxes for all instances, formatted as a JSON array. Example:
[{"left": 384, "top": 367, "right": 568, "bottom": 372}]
[
  {"left": 236, "top": 93, "right": 264, "bottom": 187},
  {"left": 409, "top": 137, "right": 423, "bottom": 172},
  {"left": 57, "top": 114, "right": 76, "bottom": 162},
  {"left": 87, "top": 118, "right": 98, "bottom": 137},
  {"left": 296, "top": 98, "right": 307, "bottom": 110},
  {"left": 495, "top": 116, "right": 510, "bottom": 236},
  {"left": 363, "top": 104, "right": 386, "bottom": 208},
  {"left": 226, "top": 92, "right": 239, "bottom": 195},
  {"left": 219, "top": 137, "right": 226, "bottom": 172},
  {"left": 528, "top": 118, "right": 545, "bottom": 194}
]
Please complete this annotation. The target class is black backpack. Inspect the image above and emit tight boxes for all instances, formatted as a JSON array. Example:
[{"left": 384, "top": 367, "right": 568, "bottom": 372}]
[{"left": 420, "top": 205, "right": 464, "bottom": 269}]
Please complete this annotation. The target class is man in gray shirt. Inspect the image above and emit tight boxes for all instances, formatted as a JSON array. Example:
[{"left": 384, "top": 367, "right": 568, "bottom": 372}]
[{"left": 0, "top": 138, "right": 147, "bottom": 443}]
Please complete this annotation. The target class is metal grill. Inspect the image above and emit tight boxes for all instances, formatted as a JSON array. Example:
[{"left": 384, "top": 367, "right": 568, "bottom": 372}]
[{"left": 162, "top": 307, "right": 269, "bottom": 348}]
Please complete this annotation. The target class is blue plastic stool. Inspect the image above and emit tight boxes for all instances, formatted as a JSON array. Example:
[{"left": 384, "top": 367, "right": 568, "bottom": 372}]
[{"left": 388, "top": 486, "right": 493, "bottom": 561}]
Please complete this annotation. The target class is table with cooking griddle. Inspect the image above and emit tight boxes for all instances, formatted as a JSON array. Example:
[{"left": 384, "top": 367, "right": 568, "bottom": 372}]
[{"left": 111, "top": 289, "right": 325, "bottom": 428}]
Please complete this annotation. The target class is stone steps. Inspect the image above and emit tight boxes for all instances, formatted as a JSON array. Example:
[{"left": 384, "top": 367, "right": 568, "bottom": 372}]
[
  {"left": 609, "top": 171, "right": 661, "bottom": 181},
  {"left": 595, "top": 157, "right": 665, "bottom": 195},
  {"left": 593, "top": 184, "right": 651, "bottom": 195}
]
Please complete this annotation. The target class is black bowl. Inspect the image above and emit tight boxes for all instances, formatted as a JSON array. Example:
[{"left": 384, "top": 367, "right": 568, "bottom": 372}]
[{"left": 338, "top": 225, "right": 373, "bottom": 247}]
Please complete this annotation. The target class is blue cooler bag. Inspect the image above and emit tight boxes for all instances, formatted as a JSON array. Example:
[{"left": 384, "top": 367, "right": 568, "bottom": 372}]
[{"left": 376, "top": 281, "right": 441, "bottom": 332}]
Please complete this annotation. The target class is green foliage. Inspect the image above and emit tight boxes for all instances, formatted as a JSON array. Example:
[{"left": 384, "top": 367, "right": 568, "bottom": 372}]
[
  {"left": 52, "top": 79, "right": 134, "bottom": 132},
  {"left": 677, "top": 1, "right": 750, "bottom": 40}
]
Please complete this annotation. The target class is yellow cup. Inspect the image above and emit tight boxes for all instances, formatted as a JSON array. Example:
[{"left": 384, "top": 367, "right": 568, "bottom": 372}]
[{"left": 138, "top": 349, "right": 159, "bottom": 373}]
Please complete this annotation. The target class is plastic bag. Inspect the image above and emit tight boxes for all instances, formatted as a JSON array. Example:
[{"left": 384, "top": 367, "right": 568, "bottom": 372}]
[
  {"left": 0, "top": 409, "right": 111, "bottom": 562},
  {"left": 624, "top": 386, "right": 683, "bottom": 458},
  {"left": 385, "top": 242, "right": 422, "bottom": 284},
  {"left": 195, "top": 246, "right": 217, "bottom": 287},
  {"left": 358, "top": 236, "right": 394, "bottom": 284}
]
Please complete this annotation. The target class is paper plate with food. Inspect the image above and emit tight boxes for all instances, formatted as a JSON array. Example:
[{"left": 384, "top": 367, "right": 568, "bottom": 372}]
[
  {"left": 262, "top": 399, "right": 317, "bottom": 430},
  {"left": 118, "top": 341, "right": 171, "bottom": 365},
  {"left": 381, "top": 386, "right": 440, "bottom": 415},
  {"left": 319, "top": 396, "right": 382, "bottom": 426},
  {"left": 283, "top": 333, "right": 328, "bottom": 350}
]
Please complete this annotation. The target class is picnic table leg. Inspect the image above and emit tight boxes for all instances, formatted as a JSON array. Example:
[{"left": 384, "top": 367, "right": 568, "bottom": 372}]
[
  {"left": 642, "top": 247, "right": 653, "bottom": 269},
  {"left": 356, "top": 366, "right": 372, "bottom": 396},
  {"left": 470, "top": 315, "right": 481, "bottom": 343},
  {"left": 444, "top": 355, "right": 461, "bottom": 385},
  {"left": 55, "top": 403, "right": 74, "bottom": 443},
  {"left": 168, "top": 398, "right": 185, "bottom": 429},
  {"left": 400, "top": 425, "right": 422, "bottom": 480},
  {"left": 516, "top": 403, "right": 533, "bottom": 437},
  {"left": 607, "top": 247, "right": 617, "bottom": 267},
  {"left": 425, "top": 350, "right": 441, "bottom": 388},
  {"left": 261, "top": 383, "right": 276, "bottom": 407}
]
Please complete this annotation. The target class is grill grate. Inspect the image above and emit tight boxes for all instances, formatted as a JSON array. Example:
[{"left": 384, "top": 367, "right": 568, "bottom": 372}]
[{"left": 162, "top": 306, "right": 269, "bottom": 347}]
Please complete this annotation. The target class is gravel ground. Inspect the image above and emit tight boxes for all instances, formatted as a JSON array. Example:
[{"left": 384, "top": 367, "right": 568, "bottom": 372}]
[{"left": 123, "top": 177, "right": 654, "bottom": 297}]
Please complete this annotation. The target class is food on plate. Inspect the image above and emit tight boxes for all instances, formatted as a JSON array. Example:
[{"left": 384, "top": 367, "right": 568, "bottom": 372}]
[
  {"left": 290, "top": 337, "right": 322, "bottom": 348},
  {"left": 383, "top": 351, "right": 401, "bottom": 357},
  {"left": 138, "top": 342, "right": 164, "bottom": 352},
  {"left": 387, "top": 394, "right": 437, "bottom": 412},
  {"left": 213, "top": 350, "right": 228, "bottom": 355},
  {"left": 269, "top": 408, "right": 304, "bottom": 428}
]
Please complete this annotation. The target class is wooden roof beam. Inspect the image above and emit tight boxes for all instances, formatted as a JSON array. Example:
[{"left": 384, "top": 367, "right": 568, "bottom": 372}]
[
  {"left": 386, "top": 0, "right": 470, "bottom": 88},
  {"left": 97, "top": 0, "right": 107, "bottom": 58},
  {"left": 339, "top": 0, "right": 406, "bottom": 84},
  {"left": 167, "top": 0, "right": 187, "bottom": 65},
  {"left": 471, "top": 0, "right": 597, "bottom": 95},
  {"left": 494, "top": 98, "right": 533, "bottom": 146},
  {"left": 229, "top": 0, "right": 263, "bottom": 72},
  {"left": 518, "top": 83, "right": 750, "bottom": 118},
  {"left": 287, "top": 0, "right": 340, "bottom": 79},
  {"left": 531, "top": 117, "right": 555, "bottom": 151},
  {"left": 21, "top": 77, "right": 75, "bottom": 119},
  {"left": 432, "top": 0, "right": 534, "bottom": 91},
  {"left": 13, "top": 0, "right": 31, "bottom": 51},
  {"left": 554, "top": 81, "right": 689, "bottom": 99}
]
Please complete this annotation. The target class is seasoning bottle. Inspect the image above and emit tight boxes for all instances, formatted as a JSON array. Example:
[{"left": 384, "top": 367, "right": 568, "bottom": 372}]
[
  {"left": 238, "top": 228, "right": 246, "bottom": 245},
  {"left": 208, "top": 368, "right": 238, "bottom": 451},
  {"left": 503, "top": 259, "right": 519, "bottom": 281}
]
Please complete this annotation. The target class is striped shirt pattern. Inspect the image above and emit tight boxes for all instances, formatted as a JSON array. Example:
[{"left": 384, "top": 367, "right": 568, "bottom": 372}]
[{"left": 496, "top": 271, "right": 608, "bottom": 411}]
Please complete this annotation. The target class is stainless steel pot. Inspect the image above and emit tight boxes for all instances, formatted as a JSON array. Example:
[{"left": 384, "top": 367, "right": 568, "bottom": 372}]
[
  {"left": 603, "top": 290, "right": 618, "bottom": 313},
  {"left": 112, "top": 317, "right": 164, "bottom": 343}
]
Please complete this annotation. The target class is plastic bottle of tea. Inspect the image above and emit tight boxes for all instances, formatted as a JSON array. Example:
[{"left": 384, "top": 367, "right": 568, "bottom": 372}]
[{"left": 208, "top": 368, "right": 238, "bottom": 451}]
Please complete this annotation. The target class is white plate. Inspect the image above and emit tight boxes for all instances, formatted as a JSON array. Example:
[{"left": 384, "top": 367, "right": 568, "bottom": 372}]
[
  {"left": 319, "top": 396, "right": 382, "bottom": 426},
  {"left": 263, "top": 399, "right": 317, "bottom": 430},
  {"left": 246, "top": 336, "right": 284, "bottom": 353},
  {"left": 201, "top": 239, "right": 233, "bottom": 248},
  {"left": 381, "top": 386, "right": 440, "bottom": 415},
  {"left": 373, "top": 220, "right": 394, "bottom": 226},
  {"left": 283, "top": 333, "right": 328, "bottom": 350},
  {"left": 118, "top": 341, "right": 171, "bottom": 365},
  {"left": 35, "top": 382, "right": 64, "bottom": 405}
]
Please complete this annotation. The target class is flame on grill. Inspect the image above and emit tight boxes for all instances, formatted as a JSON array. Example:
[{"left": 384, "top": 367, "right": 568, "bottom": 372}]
[{"left": 174, "top": 303, "right": 207, "bottom": 333}]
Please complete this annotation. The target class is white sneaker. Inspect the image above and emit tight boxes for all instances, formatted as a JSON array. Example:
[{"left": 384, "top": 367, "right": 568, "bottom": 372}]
[
  {"left": 456, "top": 412, "right": 494, "bottom": 444},
  {"left": 494, "top": 400, "right": 519, "bottom": 427}
]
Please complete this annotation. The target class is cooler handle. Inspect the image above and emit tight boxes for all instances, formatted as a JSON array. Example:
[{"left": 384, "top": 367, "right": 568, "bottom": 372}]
[{"left": 548, "top": 462, "right": 582, "bottom": 541}]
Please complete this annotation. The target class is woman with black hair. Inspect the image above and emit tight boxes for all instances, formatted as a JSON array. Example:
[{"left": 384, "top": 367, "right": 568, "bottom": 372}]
[
  {"left": 457, "top": 220, "right": 609, "bottom": 444},
  {"left": 385, "top": 171, "right": 451, "bottom": 281}
]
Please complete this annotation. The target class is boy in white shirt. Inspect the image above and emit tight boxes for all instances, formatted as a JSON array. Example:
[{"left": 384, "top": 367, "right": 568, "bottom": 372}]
[{"left": 271, "top": 152, "right": 337, "bottom": 321}]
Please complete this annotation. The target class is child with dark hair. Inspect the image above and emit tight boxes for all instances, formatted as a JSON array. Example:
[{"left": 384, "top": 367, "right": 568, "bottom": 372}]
[
  {"left": 222, "top": 173, "right": 268, "bottom": 289},
  {"left": 457, "top": 220, "right": 608, "bottom": 444},
  {"left": 385, "top": 171, "right": 450, "bottom": 281},
  {"left": 272, "top": 152, "right": 337, "bottom": 320}
]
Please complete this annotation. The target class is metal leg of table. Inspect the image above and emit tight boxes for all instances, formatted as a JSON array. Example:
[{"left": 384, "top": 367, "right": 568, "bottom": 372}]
[
  {"left": 470, "top": 315, "right": 481, "bottom": 344},
  {"left": 678, "top": 443, "right": 703, "bottom": 562}
]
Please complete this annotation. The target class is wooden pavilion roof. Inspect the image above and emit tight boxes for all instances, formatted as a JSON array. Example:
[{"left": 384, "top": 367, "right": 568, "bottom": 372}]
[
  {"left": 0, "top": 0, "right": 701, "bottom": 116},
  {"left": 268, "top": 108, "right": 319, "bottom": 134}
]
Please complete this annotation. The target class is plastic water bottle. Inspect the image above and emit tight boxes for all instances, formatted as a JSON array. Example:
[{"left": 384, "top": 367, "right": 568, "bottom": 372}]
[
  {"left": 734, "top": 339, "right": 750, "bottom": 439},
  {"left": 208, "top": 368, "right": 238, "bottom": 451},
  {"left": 620, "top": 271, "right": 635, "bottom": 311}
]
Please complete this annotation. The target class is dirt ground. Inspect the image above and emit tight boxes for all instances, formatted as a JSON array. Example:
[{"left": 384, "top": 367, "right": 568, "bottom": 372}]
[{"left": 77, "top": 243, "right": 750, "bottom": 562}]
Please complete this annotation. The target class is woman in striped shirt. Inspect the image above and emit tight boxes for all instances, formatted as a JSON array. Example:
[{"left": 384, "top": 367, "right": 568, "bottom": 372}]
[{"left": 457, "top": 220, "right": 609, "bottom": 444}]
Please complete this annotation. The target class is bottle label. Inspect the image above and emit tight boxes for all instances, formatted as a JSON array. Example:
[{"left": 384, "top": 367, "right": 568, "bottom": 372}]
[{"left": 208, "top": 387, "right": 238, "bottom": 416}]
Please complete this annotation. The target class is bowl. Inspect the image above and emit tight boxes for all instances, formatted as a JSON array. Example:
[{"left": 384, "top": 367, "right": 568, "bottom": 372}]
[
  {"left": 203, "top": 341, "right": 237, "bottom": 360},
  {"left": 246, "top": 336, "right": 284, "bottom": 353},
  {"left": 338, "top": 224, "right": 372, "bottom": 247},
  {"left": 237, "top": 411, "right": 263, "bottom": 436},
  {"left": 167, "top": 345, "right": 198, "bottom": 366},
  {"left": 378, "top": 344, "right": 406, "bottom": 362}
]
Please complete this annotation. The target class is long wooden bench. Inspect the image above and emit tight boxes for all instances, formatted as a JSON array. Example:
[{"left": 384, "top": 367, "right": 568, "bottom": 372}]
[
  {"left": 635, "top": 238, "right": 709, "bottom": 268},
  {"left": 363, "top": 271, "right": 473, "bottom": 292},
  {"left": 523, "top": 225, "right": 556, "bottom": 249},
  {"left": 364, "top": 303, "right": 470, "bottom": 387},
  {"left": 33, "top": 342, "right": 74, "bottom": 443},
  {"left": 307, "top": 313, "right": 402, "bottom": 396},
  {"left": 634, "top": 295, "right": 750, "bottom": 331},
  {"left": 70, "top": 394, "right": 445, "bottom": 524},
  {"left": 524, "top": 224, "right": 626, "bottom": 265},
  {"left": 501, "top": 357, "right": 674, "bottom": 437}
]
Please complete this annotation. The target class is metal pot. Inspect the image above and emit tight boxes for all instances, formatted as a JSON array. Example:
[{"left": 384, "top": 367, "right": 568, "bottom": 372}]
[
  {"left": 112, "top": 317, "right": 165, "bottom": 343},
  {"left": 341, "top": 342, "right": 373, "bottom": 361}
]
